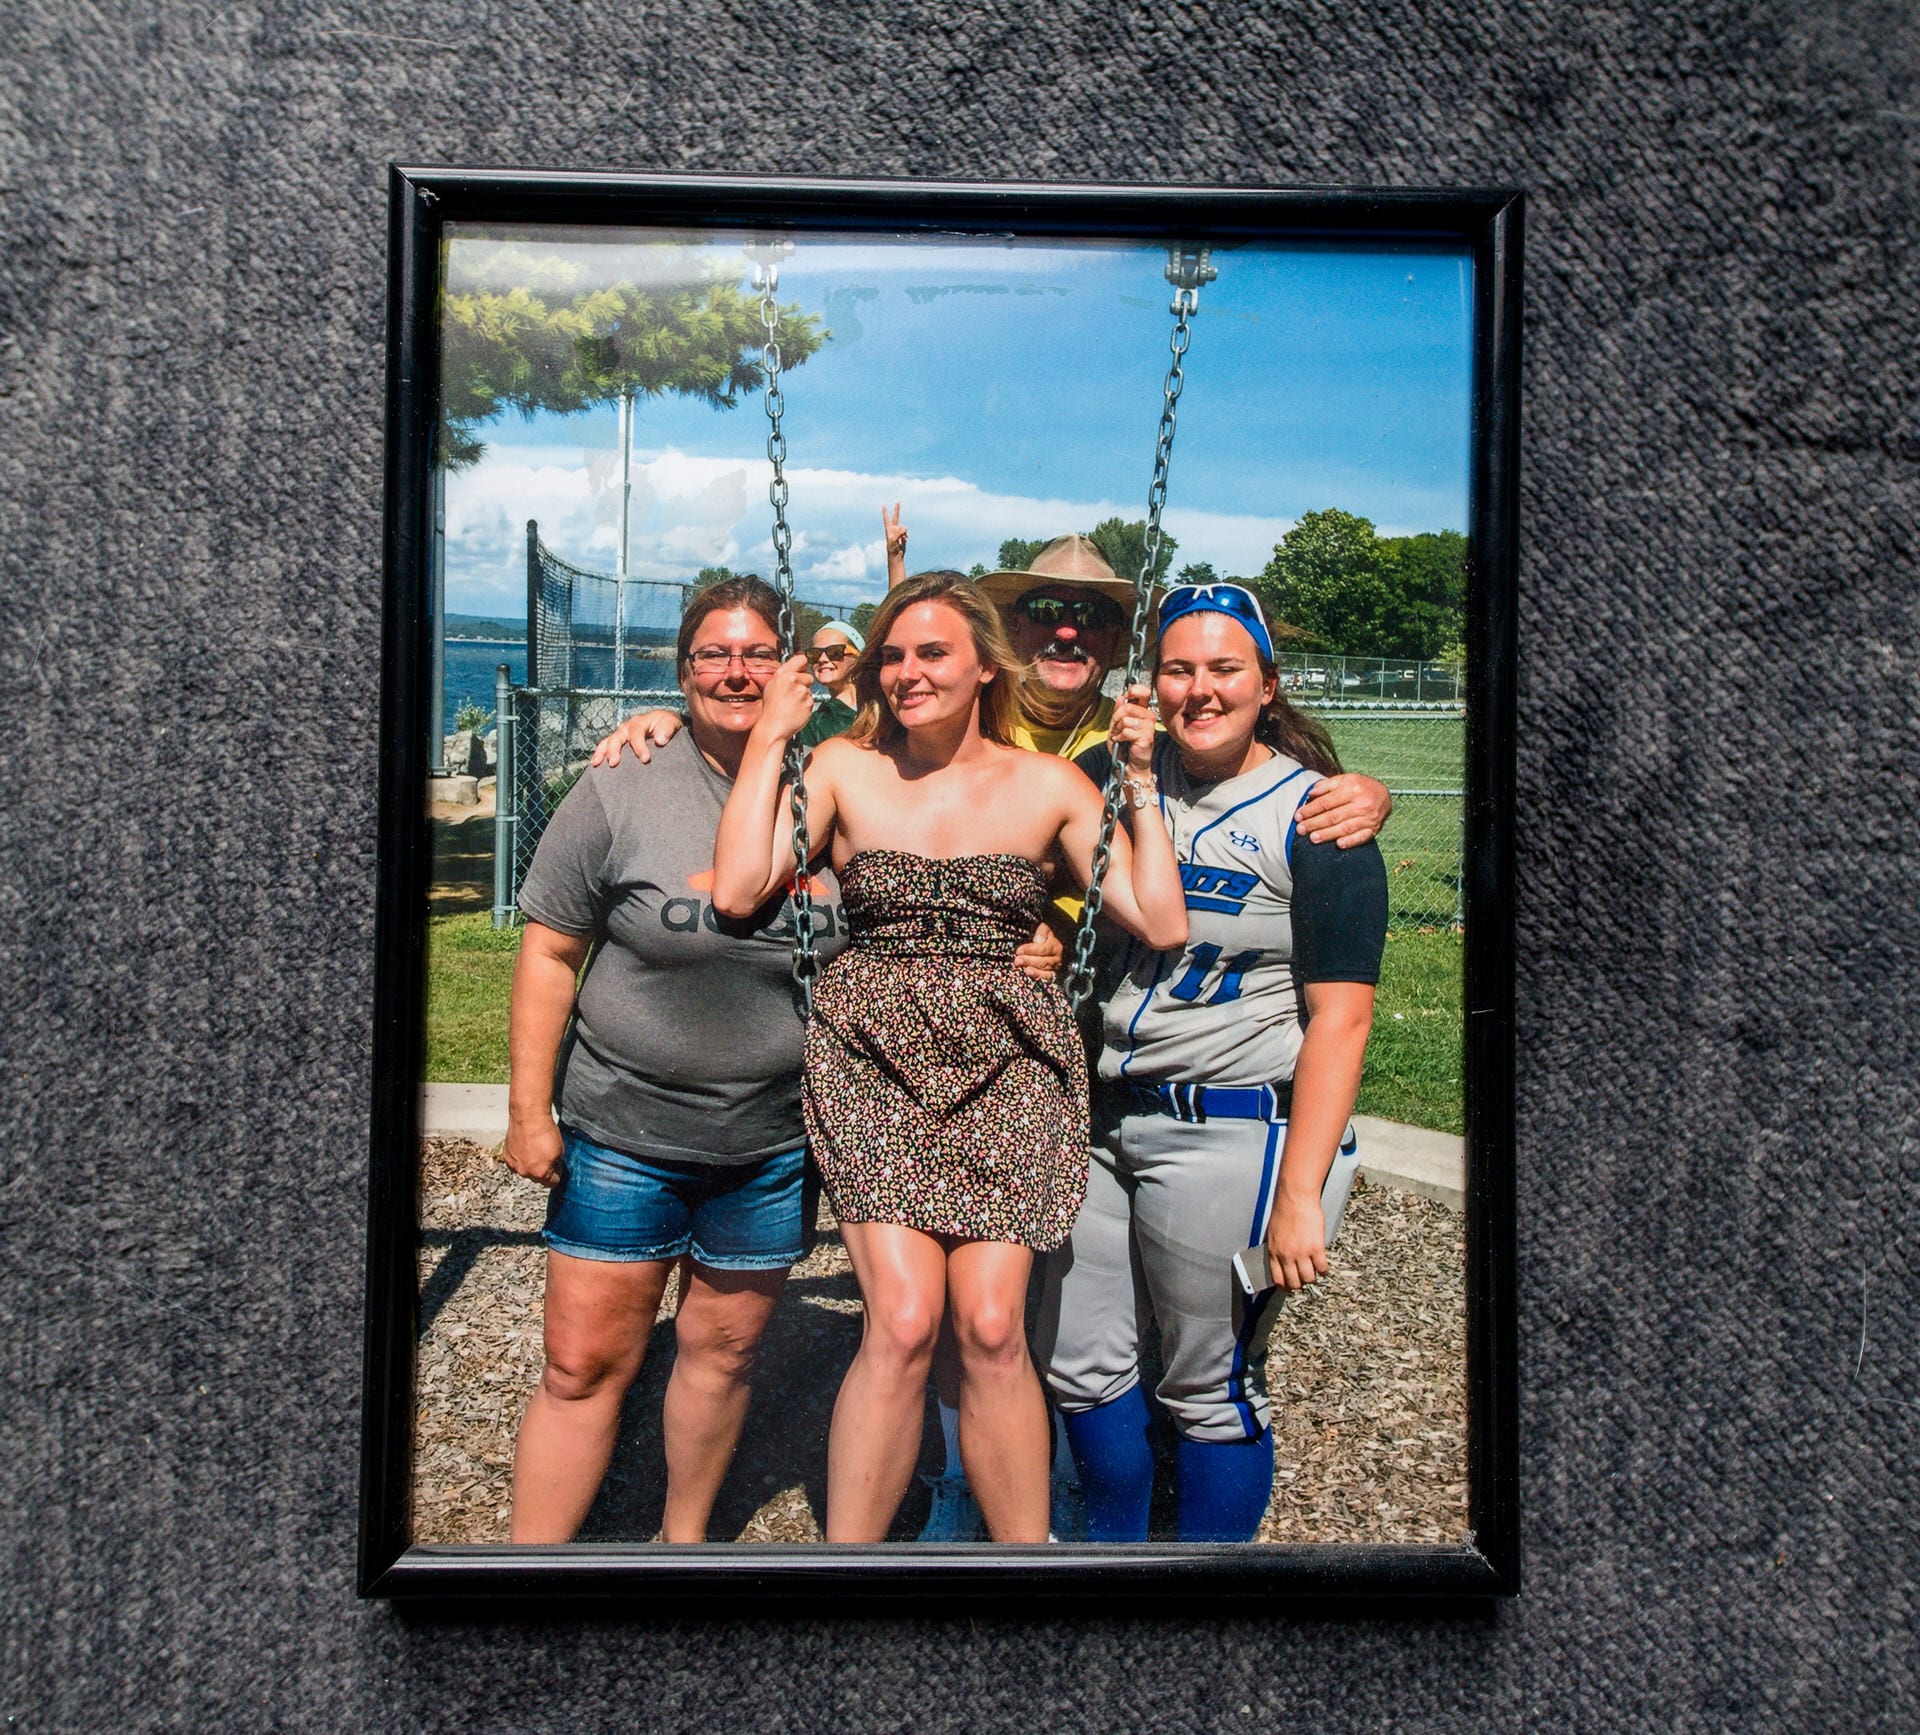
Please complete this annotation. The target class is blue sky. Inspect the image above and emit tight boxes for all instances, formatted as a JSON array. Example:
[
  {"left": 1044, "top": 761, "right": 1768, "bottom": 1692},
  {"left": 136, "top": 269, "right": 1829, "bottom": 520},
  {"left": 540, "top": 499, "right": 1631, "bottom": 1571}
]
[{"left": 442, "top": 229, "right": 1473, "bottom": 618}]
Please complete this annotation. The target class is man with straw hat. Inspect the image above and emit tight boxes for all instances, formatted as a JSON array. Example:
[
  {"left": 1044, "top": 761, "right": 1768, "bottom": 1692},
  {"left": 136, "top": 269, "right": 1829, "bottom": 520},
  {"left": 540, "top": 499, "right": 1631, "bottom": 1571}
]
[
  {"left": 882, "top": 509, "right": 1388, "bottom": 847},
  {"left": 970, "top": 532, "right": 1142, "bottom": 760}
]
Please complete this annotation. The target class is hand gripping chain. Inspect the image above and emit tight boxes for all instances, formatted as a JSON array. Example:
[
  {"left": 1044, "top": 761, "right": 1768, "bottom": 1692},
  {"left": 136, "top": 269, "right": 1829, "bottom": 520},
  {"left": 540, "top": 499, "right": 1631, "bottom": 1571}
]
[
  {"left": 1061, "top": 246, "right": 1217, "bottom": 1013},
  {"left": 749, "top": 242, "right": 818, "bottom": 1017}
]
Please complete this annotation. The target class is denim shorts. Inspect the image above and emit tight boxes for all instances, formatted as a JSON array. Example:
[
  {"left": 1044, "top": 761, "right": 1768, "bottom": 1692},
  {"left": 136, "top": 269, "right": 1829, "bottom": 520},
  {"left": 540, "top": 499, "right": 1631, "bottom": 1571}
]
[{"left": 542, "top": 1129, "right": 811, "bottom": 1270}]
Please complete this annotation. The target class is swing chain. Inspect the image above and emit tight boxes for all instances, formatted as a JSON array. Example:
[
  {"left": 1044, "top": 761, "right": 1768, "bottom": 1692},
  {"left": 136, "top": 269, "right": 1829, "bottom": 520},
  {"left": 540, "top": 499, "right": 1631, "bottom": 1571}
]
[
  {"left": 750, "top": 243, "right": 818, "bottom": 1015},
  {"left": 1062, "top": 249, "right": 1210, "bottom": 1012}
]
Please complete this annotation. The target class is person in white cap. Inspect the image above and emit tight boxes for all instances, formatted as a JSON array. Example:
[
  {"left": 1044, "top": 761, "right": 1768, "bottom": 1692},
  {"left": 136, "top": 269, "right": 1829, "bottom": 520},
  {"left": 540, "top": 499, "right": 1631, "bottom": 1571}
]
[{"left": 798, "top": 618, "right": 866, "bottom": 747}]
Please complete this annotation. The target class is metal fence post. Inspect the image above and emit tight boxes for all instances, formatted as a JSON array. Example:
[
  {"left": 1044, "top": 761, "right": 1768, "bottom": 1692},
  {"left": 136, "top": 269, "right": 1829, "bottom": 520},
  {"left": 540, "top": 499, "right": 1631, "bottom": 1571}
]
[
  {"left": 492, "top": 664, "right": 515, "bottom": 929},
  {"left": 430, "top": 465, "right": 447, "bottom": 774},
  {"left": 525, "top": 520, "right": 541, "bottom": 687},
  {"left": 1454, "top": 796, "right": 1466, "bottom": 928}
]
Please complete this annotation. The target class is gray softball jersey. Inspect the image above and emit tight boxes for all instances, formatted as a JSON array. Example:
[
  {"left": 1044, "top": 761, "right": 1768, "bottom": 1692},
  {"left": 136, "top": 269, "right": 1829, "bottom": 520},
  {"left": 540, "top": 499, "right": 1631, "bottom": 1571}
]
[{"left": 1079, "top": 736, "right": 1388, "bottom": 1089}]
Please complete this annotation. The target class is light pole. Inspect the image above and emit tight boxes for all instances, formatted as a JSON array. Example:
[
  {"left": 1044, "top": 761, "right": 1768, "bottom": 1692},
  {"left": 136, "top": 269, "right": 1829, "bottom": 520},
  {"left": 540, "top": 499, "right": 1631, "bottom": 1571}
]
[{"left": 614, "top": 388, "right": 633, "bottom": 693}]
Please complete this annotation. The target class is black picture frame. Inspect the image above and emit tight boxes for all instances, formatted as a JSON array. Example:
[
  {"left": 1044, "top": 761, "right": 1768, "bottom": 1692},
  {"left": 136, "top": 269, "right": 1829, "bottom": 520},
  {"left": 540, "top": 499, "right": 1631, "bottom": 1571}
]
[{"left": 362, "top": 168, "right": 1521, "bottom": 1607}]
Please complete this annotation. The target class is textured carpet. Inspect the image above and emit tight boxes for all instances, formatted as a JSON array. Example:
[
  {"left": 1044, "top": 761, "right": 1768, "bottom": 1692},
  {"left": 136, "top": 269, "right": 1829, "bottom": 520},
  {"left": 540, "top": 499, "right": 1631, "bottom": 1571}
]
[{"left": 3, "top": 2, "right": 1915, "bottom": 1728}]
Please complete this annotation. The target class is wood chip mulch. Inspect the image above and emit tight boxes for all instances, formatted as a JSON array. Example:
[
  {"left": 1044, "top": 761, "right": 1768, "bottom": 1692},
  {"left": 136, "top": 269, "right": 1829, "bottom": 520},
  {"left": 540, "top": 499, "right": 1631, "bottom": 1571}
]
[{"left": 411, "top": 1138, "right": 1466, "bottom": 1547}]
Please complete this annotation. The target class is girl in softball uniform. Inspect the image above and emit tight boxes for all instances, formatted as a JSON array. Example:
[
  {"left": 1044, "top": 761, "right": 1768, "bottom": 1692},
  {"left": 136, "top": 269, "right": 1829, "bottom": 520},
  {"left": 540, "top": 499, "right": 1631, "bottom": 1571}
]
[{"left": 1035, "top": 582, "right": 1389, "bottom": 1543}]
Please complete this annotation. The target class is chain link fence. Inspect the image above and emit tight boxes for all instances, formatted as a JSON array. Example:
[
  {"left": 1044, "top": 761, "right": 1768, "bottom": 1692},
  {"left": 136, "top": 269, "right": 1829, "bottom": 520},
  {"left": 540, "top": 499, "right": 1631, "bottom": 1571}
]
[
  {"left": 1307, "top": 700, "right": 1464, "bottom": 928},
  {"left": 1275, "top": 652, "right": 1464, "bottom": 705},
  {"left": 490, "top": 676, "right": 683, "bottom": 925}
]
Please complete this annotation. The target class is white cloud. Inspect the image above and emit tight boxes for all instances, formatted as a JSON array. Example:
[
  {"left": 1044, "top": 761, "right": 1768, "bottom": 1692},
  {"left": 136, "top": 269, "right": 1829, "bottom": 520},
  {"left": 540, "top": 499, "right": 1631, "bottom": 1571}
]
[{"left": 443, "top": 444, "right": 1304, "bottom": 615}]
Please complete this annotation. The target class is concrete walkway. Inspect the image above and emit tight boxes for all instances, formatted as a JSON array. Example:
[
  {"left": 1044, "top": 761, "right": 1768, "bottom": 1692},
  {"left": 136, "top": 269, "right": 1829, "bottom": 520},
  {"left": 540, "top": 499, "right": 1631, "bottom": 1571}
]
[{"left": 419, "top": 1085, "right": 1465, "bottom": 1211}]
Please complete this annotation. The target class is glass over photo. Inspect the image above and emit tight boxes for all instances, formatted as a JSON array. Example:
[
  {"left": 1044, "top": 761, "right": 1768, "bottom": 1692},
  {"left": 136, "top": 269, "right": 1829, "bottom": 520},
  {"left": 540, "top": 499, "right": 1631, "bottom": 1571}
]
[{"left": 414, "top": 224, "right": 1474, "bottom": 1548}]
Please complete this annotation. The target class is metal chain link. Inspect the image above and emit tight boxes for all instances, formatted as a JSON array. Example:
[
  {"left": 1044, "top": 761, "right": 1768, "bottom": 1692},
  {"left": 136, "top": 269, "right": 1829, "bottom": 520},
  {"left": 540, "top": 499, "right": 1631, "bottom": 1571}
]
[
  {"left": 1062, "top": 246, "right": 1216, "bottom": 1012},
  {"left": 749, "top": 243, "right": 818, "bottom": 1016}
]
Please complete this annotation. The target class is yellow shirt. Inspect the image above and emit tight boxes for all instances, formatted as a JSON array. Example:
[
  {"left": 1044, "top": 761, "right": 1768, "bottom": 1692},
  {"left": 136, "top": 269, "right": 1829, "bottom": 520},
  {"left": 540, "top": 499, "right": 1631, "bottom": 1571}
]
[
  {"left": 1010, "top": 696, "right": 1114, "bottom": 763},
  {"left": 1011, "top": 696, "right": 1115, "bottom": 926}
]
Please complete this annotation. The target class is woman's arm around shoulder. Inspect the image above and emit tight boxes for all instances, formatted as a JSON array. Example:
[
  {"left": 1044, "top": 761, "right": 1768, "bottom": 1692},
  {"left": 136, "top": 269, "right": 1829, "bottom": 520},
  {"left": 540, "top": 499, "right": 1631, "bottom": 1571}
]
[
  {"left": 1293, "top": 772, "right": 1392, "bottom": 848},
  {"left": 589, "top": 708, "right": 684, "bottom": 768}
]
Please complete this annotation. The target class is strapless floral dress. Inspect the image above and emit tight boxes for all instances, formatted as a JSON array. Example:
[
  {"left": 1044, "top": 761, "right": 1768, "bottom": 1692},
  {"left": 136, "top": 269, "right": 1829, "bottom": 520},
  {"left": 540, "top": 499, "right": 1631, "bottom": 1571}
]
[{"left": 802, "top": 850, "right": 1089, "bottom": 1251}]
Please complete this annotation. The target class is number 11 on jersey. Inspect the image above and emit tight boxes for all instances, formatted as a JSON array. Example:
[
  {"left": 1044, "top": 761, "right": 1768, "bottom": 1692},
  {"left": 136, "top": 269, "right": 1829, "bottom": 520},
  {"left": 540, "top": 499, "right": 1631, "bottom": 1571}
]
[{"left": 1166, "top": 943, "right": 1263, "bottom": 1006}]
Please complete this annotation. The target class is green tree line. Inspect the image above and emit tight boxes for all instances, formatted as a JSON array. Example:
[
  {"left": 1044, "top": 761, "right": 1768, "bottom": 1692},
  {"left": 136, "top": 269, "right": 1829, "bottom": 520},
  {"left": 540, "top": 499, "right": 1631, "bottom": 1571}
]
[
  {"left": 987, "top": 508, "right": 1464, "bottom": 660},
  {"left": 1250, "top": 510, "right": 1465, "bottom": 662}
]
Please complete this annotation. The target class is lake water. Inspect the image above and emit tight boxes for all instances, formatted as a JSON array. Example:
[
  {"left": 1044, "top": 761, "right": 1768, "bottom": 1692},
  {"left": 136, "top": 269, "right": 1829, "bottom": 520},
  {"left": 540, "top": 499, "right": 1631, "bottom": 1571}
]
[
  {"left": 439, "top": 641, "right": 525, "bottom": 734},
  {"left": 435, "top": 640, "right": 683, "bottom": 735}
]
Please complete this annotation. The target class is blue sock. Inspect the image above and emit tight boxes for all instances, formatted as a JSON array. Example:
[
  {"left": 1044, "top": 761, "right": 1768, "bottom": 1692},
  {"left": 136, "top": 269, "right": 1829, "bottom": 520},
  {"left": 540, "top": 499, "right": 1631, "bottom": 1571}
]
[
  {"left": 1176, "top": 1431, "right": 1275, "bottom": 1543},
  {"left": 1061, "top": 1385, "right": 1155, "bottom": 1543}
]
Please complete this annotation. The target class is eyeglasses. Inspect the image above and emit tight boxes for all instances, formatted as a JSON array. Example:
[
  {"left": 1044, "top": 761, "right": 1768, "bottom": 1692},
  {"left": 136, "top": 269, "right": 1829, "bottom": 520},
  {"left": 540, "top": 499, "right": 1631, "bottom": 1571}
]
[
  {"left": 686, "top": 646, "right": 782, "bottom": 674},
  {"left": 1014, "top": 594, "right": 1124, "bottom": 631},
  {"left": 809, "top": 645, "right": 854, "bottom": 666}
]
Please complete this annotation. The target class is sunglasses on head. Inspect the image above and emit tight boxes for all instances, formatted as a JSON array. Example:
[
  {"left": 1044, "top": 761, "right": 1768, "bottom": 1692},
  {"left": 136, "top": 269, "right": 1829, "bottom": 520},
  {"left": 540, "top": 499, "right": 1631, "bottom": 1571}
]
[
  {"left": 1015, "top": 593, "right": 1124, "bottom": 631},
  {"left": 1157, "top": 582, "right": 1275, "bottom": 661}
]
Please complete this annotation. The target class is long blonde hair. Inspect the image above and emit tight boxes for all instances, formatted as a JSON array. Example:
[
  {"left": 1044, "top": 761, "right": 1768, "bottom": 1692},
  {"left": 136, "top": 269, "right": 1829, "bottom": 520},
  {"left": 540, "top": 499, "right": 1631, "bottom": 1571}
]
[{"left": 845, "top": 571, "right": 1030, "bottom": 749}]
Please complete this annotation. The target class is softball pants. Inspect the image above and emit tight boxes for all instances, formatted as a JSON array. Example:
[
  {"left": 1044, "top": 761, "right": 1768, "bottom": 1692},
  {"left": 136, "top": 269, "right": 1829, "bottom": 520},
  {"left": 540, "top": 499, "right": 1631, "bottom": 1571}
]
[{"left": 1036, "top": 1102, "right": 1361, "bottom": 1443}]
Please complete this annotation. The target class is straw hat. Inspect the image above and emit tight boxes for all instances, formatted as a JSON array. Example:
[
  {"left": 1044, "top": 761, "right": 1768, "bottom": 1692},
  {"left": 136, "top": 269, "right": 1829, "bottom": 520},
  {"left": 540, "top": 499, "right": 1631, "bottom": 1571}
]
[{"left": 973, "top": 534, "right": 1146, "bottom": 614}]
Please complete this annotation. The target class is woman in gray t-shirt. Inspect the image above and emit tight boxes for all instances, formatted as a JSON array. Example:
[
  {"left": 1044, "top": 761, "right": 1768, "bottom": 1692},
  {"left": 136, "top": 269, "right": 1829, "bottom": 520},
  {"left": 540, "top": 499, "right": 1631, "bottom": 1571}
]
[{"left": 502, "top": 576, "right": 846, "bottom": 1545}]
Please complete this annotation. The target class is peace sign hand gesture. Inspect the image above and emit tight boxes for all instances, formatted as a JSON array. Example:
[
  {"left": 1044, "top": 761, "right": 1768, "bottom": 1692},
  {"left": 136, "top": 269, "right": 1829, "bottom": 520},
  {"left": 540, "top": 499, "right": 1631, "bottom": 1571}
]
[{"left": 882, "top": 502, "right": 910, "bottom": 588}]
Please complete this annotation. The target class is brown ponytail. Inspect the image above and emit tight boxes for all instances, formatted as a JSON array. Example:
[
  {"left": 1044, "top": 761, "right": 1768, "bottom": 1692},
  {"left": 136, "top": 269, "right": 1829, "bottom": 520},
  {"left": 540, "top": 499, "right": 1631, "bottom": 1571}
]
[{"left": 1254, "top": 681, "right": 1342, "bottom": 777}]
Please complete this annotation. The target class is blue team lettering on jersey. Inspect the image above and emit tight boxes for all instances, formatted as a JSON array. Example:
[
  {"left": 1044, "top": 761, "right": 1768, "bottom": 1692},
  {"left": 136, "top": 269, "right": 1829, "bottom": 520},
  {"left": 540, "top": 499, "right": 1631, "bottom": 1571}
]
[
  {"left": 1180, "top": 862, "right": 1259, "bottom": 914},
  {"left": 1166, "top": 942, "right": 1265, "bottom": 1004}
]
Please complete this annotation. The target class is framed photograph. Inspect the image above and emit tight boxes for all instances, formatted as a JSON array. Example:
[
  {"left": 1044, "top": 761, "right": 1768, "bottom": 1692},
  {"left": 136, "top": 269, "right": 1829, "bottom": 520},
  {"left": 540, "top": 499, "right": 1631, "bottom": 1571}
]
[{"left": 362, "top": 169, "right": 1519, "bottom": 1604}]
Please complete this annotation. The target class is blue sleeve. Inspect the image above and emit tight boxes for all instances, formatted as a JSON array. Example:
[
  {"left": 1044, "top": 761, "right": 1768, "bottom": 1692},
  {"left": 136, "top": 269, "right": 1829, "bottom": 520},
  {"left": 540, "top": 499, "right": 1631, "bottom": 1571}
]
[{"left": 1290, "top": 834, "right": 1388, "bottom": 983}]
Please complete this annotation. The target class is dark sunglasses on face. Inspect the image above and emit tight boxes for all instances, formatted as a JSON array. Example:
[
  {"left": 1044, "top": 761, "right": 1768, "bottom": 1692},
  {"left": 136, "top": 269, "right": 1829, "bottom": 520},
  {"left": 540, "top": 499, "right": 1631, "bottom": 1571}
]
[
  {"left": 1014, "top": 594, "right": 1124, "bottom": 631},
  {"left": 809, "top": 645, "right": 853, "bottom": 665}
]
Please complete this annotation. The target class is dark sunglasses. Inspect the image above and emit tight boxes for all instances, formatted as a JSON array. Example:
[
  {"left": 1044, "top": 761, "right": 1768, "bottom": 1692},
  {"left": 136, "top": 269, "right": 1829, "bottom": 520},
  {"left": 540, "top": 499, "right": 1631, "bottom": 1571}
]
[
  {"left": 1014, "top": 594, "right": 1124, "bottom": 631},
  {"left": 809, "top": 645, "right": 854, "bottom": 665}
]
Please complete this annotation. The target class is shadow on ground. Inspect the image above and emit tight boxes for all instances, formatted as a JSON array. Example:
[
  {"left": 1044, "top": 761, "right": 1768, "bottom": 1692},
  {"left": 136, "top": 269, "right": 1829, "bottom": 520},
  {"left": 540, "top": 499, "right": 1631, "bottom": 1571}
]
[
  {"left": 430, "top": 803, "right": 495, "bottom": 915},
  {"left": 574, "top": 1231, "right": 949, "bottom": 1544}
]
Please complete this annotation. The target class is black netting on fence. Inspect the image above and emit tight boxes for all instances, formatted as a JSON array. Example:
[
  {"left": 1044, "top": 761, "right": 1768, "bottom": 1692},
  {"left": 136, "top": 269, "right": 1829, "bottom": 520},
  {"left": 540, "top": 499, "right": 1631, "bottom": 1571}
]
[{"left": 528, "top": 525, "right": 692, "bottom": 694}]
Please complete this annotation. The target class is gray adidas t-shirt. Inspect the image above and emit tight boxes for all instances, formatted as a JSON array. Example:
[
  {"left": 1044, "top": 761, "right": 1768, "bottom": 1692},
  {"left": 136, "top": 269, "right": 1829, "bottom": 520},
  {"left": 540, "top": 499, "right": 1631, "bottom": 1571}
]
[
  {"left": 517, "top": 730, "right": 845, "bottom": 1166},
  {"left": 1083, "top": 736, "right": 1387, "bottom": 1088}
]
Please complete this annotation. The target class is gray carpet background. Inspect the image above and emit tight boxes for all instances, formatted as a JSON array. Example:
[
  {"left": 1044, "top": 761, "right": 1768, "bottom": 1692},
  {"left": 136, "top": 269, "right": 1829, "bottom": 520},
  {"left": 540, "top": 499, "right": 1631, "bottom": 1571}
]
[{"left": 3, "top": 2, "right": 1915, "bottom": 1728}]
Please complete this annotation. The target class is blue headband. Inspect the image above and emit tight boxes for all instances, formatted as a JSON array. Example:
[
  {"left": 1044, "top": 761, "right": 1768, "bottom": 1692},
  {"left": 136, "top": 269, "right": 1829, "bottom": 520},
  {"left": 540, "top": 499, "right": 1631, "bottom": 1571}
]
[{"left": 1156, "top": 583, "right": 1275, "bottom": 662}]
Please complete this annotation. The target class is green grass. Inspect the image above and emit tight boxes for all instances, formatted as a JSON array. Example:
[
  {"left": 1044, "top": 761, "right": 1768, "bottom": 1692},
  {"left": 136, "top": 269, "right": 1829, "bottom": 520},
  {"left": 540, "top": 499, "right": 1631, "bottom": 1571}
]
[
  {"left": 427, "top": 910, "right": 1466, "bottom": 1137},
  {"left": 1318, "top": 714, "right": 1463, "bottom": 928},
  {"left": 425, "top": 911, "right": 520, "bottom": 1082},
  {"left": 1354, "top": 926, "right": 1464, "bottom": 1134},
  {"left": 1320, "top": 712, "right": 1462, "bottom": 788}
]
